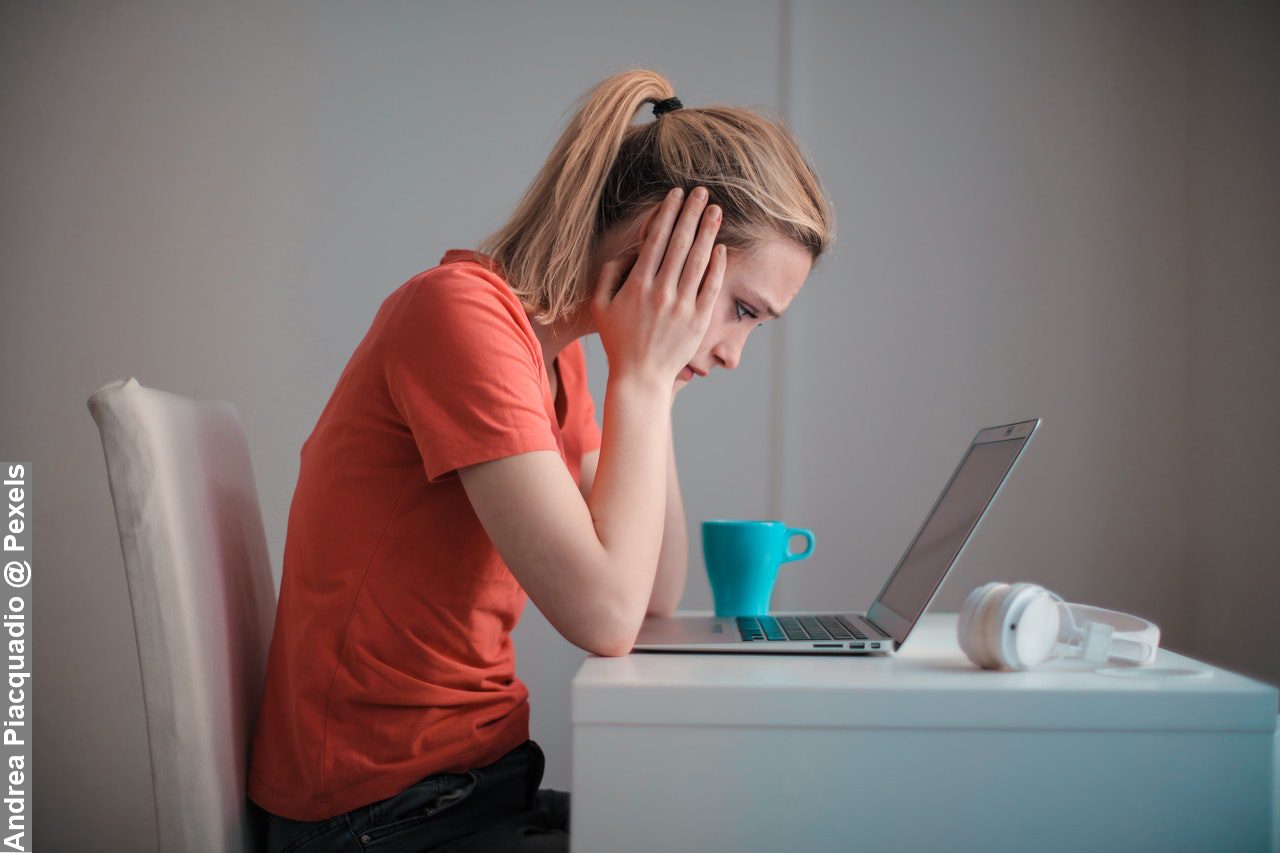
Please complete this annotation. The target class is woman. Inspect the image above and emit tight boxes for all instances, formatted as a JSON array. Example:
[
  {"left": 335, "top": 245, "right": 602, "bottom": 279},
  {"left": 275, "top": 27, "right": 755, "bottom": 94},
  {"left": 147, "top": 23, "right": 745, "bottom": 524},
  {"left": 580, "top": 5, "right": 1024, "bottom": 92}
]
[{"left": 248, "top": 68, "right": 834, "bottom": 852}]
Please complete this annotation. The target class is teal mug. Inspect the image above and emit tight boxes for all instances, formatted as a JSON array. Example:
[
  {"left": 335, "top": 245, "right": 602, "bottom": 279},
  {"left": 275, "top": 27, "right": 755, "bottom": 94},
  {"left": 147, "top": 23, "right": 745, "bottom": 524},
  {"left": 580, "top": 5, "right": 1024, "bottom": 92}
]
[{"left": 701, "top": 520, "right": 816, "bottom": 617}]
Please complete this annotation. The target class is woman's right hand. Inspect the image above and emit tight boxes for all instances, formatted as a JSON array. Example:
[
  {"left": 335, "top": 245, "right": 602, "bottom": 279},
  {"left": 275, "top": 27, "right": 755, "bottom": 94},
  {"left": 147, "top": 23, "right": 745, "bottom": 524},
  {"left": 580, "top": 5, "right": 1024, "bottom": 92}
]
[{"left": 591, "top": 185, "right": 726, "bottom": 388}]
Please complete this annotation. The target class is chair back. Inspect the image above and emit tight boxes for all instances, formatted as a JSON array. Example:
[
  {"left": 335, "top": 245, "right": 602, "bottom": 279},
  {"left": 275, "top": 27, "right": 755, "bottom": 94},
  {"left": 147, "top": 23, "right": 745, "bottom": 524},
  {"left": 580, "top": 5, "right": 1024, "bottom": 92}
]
[{"left": 88, "top": 377, "right": 277, "bottom": 852}]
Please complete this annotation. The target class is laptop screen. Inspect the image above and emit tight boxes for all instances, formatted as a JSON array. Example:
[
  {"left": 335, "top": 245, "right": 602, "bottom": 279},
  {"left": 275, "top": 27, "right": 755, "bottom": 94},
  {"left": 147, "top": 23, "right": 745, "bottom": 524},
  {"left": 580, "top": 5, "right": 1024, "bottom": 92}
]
[{"left": 870, "top": 422, "right": 1036, "bottom": 641}]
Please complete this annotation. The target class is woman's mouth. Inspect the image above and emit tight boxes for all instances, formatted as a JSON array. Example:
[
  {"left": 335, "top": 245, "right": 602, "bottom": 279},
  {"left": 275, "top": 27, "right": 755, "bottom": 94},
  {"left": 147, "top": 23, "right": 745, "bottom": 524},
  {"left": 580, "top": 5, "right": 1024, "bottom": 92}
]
[{"left": 679, "top": 365, "right": 695, "bottom": 381}]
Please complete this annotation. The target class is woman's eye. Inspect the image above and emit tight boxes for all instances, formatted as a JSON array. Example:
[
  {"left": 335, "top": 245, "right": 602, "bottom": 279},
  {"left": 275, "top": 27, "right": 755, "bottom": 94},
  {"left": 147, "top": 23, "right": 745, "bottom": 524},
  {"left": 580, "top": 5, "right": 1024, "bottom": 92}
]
[{"left": 735, "top": 301, "right": 758, "bottom": 323}]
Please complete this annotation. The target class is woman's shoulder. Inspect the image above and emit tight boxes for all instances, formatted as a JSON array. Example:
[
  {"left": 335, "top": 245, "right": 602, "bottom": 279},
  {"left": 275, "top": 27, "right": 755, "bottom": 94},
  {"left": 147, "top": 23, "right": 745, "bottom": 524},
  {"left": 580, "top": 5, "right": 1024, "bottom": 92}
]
[
  {"left": 396, "top": 249, "right": 523, "bottom": 315},
  {"left": 384, "top": 249, "right": 537, "bottom": 351},
  {"left": 435, "top": 248, "right": 506, "bottom": 279},
  {"left": 409, "top": 249, "right": 509, "bottom": 296}
]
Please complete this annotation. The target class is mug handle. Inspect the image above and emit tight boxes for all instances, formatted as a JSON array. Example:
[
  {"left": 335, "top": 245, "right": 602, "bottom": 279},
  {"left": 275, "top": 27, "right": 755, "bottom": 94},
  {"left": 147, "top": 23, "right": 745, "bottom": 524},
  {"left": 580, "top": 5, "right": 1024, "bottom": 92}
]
[{"left": 782, "top": 528, "right": 815, "bottom": 562}]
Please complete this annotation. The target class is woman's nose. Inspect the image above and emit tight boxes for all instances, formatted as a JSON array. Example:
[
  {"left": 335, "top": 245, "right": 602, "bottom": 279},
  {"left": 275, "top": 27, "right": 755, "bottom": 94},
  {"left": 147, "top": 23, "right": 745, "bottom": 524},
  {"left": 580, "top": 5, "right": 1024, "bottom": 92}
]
[{"left": 711, "top": 340, "right": 742, "bottom": 371}]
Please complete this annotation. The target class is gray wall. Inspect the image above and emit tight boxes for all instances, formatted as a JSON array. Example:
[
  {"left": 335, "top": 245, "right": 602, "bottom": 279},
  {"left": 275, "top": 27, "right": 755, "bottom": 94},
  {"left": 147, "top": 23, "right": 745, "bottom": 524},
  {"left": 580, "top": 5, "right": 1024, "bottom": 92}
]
[
  {"left": 1, "top": 1, "right": 1275, "bottom": 849},
  {"left": 1186, "top": 1, "right": 1280, "bottom": 685},
  {"left": 777, "top": 0, "right": 1194, "bottom": 646}
]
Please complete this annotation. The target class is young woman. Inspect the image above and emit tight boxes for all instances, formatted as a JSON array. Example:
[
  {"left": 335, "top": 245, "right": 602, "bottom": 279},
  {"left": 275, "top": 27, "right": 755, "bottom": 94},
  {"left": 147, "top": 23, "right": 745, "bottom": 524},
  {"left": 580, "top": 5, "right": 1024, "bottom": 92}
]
[{"left": 248, "top": 68, "right": 834, "bottom": 852}]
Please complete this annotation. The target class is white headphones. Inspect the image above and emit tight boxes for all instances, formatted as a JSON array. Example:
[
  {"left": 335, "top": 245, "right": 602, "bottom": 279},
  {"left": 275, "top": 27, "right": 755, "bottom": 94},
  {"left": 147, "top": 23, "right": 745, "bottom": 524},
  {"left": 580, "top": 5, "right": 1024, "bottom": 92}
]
[{"left": 957, "top": 582, "right": 1161, "bottom": 671}]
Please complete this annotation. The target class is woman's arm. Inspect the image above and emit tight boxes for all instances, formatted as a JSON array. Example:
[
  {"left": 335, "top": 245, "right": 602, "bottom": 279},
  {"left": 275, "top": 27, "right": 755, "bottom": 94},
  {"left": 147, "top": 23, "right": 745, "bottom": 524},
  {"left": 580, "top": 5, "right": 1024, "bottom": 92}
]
[
  {"left": 648, "top": 417, "right": 687, "bottom": 617},
  {"left": 459, "top": 374, "right": 670, "bottom": 657},
  {"left": 578, "top": 413, "right": 687, "bottom": 619}
]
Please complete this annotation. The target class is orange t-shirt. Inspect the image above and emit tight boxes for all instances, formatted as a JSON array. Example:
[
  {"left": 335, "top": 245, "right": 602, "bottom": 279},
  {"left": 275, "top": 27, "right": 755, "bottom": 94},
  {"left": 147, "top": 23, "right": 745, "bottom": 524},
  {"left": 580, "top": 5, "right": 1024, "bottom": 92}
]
[{"left": 247, "top": 249, "right": 603, "bottom": 821}]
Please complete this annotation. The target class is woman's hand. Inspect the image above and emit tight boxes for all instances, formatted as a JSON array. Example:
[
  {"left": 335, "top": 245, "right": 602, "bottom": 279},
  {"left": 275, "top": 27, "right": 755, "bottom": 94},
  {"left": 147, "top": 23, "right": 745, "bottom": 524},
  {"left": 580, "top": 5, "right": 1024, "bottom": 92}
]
[{"left": 591, "top": 186, "right": 726, "bottom": 389}]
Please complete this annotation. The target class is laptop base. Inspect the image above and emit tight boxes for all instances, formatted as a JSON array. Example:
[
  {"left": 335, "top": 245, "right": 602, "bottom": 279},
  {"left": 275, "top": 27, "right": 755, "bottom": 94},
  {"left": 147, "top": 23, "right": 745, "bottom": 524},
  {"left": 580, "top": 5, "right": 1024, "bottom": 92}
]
[{"left": 632, "top": 612, "right": 896, "bottom": 655}]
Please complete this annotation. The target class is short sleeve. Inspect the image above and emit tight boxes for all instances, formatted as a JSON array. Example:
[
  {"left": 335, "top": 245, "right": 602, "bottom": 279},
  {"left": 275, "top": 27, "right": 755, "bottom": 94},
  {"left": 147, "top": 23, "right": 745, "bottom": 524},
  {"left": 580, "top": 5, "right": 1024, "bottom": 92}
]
[{"left": 384, "top": 268, "right": 559, "bottom": 483}]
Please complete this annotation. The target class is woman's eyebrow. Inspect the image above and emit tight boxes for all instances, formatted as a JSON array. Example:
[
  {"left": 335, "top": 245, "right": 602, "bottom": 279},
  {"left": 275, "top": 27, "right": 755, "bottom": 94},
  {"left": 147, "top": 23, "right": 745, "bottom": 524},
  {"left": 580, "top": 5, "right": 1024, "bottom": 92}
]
[{"left": 743, "top": 286, "right": 782, "bottom": 319}]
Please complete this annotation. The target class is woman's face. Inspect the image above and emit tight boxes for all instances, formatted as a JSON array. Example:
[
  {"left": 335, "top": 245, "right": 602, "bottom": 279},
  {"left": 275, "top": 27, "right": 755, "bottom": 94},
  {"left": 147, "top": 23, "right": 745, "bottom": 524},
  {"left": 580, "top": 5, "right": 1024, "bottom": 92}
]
[
  {"left": 592, "top": 209, "right": 813, "bottom": 382},
  {"left": 681, "top": 236, "right": 811, "bottom": 381}
]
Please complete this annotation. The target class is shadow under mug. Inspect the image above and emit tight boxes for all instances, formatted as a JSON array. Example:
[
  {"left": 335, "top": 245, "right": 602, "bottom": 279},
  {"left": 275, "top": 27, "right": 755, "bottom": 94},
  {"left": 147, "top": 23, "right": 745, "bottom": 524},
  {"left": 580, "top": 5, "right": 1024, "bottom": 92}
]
[{"left": 701, "top": 520, "right": 815, "bottom": 617}]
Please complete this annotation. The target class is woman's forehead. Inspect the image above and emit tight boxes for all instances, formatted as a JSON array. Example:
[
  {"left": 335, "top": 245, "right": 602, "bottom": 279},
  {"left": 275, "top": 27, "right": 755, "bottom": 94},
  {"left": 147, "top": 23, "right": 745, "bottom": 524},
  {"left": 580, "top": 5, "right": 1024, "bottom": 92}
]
[{"left": 727, "top": 238, "right": 811, "bottom": 313}]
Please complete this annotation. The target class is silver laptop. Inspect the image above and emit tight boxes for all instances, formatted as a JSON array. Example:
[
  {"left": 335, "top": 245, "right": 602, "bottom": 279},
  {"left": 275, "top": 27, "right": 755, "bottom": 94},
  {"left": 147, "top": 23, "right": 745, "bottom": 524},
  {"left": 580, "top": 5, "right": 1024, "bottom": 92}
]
[{"left": 633, "top": 418, "right": 1040, "bottom": 655}]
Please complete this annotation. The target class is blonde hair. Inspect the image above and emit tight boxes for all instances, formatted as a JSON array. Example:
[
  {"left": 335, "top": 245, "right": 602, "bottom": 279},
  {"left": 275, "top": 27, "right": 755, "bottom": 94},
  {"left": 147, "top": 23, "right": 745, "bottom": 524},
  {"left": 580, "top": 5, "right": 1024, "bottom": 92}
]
[{"left": 475, "top": 68, "right": 836, "bottom": 326}]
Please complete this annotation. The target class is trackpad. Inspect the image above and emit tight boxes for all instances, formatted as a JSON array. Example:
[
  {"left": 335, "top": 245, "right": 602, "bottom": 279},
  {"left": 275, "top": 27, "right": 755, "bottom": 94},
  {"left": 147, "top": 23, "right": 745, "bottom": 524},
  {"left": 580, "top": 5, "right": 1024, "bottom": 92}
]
[{"left": 635, "top": 614, "right": 742, "bottom": 645}]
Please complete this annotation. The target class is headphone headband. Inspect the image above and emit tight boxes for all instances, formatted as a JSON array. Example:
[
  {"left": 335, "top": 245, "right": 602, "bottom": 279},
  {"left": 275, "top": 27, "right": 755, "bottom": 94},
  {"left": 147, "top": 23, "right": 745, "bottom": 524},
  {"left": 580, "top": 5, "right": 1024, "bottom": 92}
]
[{"left": 1055, "top": 600, "right": 1160, "bottom": 664}]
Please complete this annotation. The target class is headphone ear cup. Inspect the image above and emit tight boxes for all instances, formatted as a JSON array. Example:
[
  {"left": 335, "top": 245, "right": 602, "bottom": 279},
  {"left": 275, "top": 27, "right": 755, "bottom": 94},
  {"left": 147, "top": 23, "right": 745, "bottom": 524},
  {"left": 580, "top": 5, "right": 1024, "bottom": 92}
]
[
  {"left": 1011, "top": 591, "right": 1060, "bottom": 668},
  {"left": 997, "top": 584, "right": 1050, "bottom": 670},
  {"left": 976, "top": 584, "right": 1016, "bottom": 669},
  {"left": 968, "top": 583, "right": 1011, "bottom": 669},
  {"left": 958, "top": 583, "right": 1001, "bottom": 666}
]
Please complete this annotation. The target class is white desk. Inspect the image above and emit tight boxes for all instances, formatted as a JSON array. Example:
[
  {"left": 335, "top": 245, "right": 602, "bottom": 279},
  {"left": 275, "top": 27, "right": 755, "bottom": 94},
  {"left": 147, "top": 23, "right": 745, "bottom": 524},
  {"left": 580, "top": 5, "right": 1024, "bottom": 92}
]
[{"left": 570, "top": 611, "right": 1278, "bottom": 852}]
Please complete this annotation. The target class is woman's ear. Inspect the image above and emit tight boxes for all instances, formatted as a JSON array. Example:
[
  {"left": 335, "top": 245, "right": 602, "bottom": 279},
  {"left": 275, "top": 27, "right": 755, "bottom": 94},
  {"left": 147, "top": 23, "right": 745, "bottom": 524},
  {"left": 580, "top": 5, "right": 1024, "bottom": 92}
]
[{"left": 610, "top": 254, "right": 638, "bottom": 299}]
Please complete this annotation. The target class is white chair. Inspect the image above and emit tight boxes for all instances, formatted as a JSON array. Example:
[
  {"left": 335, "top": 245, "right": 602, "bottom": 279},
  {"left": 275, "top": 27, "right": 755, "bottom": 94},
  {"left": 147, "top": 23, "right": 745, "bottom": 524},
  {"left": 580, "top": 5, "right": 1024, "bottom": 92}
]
[{"left": 88, "top": 377, "right": 278, "bottom": 852}]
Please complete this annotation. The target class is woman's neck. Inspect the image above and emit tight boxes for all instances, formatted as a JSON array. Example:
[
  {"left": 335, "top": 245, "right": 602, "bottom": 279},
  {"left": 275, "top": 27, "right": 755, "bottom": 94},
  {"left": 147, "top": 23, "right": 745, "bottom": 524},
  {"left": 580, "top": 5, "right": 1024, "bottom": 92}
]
[{"left": 527, "top": 303, "right": 595, "bottom": 368}]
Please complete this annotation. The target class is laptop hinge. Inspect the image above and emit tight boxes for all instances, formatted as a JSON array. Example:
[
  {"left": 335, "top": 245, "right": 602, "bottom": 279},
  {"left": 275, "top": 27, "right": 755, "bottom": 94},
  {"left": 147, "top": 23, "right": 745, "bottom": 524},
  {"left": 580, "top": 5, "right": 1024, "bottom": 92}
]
[{"left": 865, "top": 616, "right": 892, "bottom": 641}]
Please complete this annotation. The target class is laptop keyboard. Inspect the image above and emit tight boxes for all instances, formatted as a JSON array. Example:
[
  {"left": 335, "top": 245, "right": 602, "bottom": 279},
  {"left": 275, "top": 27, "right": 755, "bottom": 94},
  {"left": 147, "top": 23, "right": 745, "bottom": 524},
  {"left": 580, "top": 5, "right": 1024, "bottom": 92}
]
[{"left": 735, "top": 614, "right": 874, "bottom": 642}]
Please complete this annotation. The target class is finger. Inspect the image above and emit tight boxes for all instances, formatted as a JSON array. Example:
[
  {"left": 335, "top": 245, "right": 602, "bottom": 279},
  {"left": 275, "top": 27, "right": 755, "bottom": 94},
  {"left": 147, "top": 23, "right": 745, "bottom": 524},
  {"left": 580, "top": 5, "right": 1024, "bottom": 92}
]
[
  {"left": 677, "top": 203, "right": 720, "bottom": 303},
  {"left": 630, "top": 188, "right": 686, "bottom": 286},
  {"left": 655, "top": 187, "right": 709, "bottom": 291},
  {"left": 695, "top": 244, "right": 728, "bottom": 319}
]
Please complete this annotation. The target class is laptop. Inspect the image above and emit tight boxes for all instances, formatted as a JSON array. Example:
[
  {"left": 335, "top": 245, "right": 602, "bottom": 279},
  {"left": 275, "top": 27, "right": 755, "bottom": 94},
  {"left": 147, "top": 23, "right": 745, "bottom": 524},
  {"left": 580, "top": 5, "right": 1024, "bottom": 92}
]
[{"left": 632, "top": 418, "right": 1040, "bottom": 655}]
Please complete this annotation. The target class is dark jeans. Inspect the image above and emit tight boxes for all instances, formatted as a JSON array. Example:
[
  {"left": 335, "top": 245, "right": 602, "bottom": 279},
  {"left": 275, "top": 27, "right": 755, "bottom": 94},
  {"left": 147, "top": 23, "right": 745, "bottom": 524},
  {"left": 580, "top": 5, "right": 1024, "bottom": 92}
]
[{"left": 261, "top": 739, "right": 569, "bottom": 852}]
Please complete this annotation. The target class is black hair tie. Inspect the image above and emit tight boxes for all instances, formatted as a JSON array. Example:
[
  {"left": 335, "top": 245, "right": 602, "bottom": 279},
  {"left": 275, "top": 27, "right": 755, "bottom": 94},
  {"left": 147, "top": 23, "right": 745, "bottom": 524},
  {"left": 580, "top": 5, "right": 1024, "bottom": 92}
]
[{"left": 652, "top": 96, "right": 683, "bottom": 117}]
